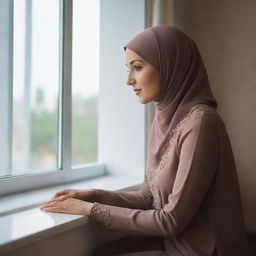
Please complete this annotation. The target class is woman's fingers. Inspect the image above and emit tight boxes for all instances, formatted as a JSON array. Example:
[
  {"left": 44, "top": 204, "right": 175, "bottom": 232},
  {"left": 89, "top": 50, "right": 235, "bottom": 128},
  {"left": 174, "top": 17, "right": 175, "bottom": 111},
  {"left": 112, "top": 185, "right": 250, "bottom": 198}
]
[
  {"left": 53, "top": 189, "right": 69, "bottom": 198},
  {"left": 41, "top": 194, "right": 69, "bottom": 206},
  {"left": 40, "top": 200, "right": 59, "bottom": 209},
  {"left": 40, "top": 198, "right": 91, "bottom": 215},
  {"left": 58, "top": 194, "right": 70, "bottom": 201},
  {"left": 40, "top": 199, "right": 66, "bottom": 213},
  {"left": 51, "top": 195, "right": 69, "bottom": 201},
  {"left": 41, "top": 189, "right": 76, "bottom": 207},
  {"left": 41, "top": 189, "right": 84, "bottom": 210},
  {"left": 42, "top": 207, "right": 60, "bottom": 212}
]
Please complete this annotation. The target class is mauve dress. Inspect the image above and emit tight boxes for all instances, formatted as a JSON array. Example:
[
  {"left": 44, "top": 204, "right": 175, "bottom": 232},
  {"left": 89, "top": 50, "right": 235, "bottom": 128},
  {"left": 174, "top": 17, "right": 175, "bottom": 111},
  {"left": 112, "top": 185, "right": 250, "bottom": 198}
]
[{"left": 89, "top": 104, "right": 249, "bottom": 256}]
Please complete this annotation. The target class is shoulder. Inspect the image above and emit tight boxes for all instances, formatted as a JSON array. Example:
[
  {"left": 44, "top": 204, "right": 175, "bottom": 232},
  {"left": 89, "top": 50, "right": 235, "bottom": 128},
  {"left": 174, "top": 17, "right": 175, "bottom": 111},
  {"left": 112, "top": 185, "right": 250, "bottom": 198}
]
[
  {"left": 176, "top": 104, "right": 220, "bottom": 150},
  {"left": 183, "top": 104, "right": 219, "bottom": 131}
]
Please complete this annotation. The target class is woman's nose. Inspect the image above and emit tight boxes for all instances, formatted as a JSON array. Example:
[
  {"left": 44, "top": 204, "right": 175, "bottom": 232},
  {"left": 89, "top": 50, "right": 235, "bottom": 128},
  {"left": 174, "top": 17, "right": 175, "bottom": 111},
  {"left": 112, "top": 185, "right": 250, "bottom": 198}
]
[{"left": 126, "top": 75, "right": 135, "bottom": 86}]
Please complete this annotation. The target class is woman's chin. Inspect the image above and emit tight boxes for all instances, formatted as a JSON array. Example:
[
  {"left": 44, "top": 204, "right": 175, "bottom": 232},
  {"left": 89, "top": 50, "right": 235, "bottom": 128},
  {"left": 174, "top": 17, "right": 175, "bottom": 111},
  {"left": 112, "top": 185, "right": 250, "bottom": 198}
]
[
  {"left": 139, "top": 98, "right": 147, "bottom": 104},
  {"left": 139, "top": 97, "right": 152, "bottom": 104}
]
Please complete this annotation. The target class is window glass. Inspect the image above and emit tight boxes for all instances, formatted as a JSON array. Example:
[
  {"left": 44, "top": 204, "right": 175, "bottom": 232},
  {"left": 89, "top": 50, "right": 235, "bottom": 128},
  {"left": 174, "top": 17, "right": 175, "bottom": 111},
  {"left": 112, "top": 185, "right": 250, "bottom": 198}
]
[
  {"left": 72, "top": 0, "right": 100, "bottom": 166},
  {"left": 12, "top": 0, "right": 60, "bottom": 175}
]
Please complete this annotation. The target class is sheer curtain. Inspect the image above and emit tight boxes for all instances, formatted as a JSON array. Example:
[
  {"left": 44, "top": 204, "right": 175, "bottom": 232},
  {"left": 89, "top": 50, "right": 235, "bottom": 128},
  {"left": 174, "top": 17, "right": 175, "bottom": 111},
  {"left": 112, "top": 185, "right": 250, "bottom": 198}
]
[{"left": 145, "top": 0, "right": 174, "bottom": 28}]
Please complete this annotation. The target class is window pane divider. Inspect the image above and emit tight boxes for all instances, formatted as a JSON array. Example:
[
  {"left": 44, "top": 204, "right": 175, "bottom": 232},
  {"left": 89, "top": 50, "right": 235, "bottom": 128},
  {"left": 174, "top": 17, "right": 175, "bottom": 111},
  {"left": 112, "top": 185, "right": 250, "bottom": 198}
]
[
  {"left": 23, "top": 0, "right": 32, "bottom": 171},
  {"left": 61, "top": 0, "right": 72, "bottom": 174},
  {"left": 0, "top": 0, "right": 14, "bottom": 175}
]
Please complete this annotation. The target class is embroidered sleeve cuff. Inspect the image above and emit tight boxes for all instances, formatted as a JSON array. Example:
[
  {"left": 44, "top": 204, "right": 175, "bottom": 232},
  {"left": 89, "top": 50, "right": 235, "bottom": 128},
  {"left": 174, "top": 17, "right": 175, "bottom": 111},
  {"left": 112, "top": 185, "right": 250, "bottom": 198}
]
[{"left": 89, "top": 202, "right": 111, "bottom": 228}]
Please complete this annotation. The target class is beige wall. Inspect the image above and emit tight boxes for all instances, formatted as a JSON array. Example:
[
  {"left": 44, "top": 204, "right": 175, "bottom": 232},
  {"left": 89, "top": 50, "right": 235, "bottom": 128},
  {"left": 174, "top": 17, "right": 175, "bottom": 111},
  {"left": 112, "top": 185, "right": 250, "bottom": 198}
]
[{"left": 168, "top": 0, "right": 256, "bottom": 232}]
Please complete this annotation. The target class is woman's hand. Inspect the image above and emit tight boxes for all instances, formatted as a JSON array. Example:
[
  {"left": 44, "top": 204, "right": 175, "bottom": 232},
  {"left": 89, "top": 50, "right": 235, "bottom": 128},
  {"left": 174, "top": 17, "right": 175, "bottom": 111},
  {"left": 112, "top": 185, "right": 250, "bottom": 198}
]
[
  {"left": 40, "top": 198, "right": 93, "bottom": 215},
  {"left": 50, "top": 188, "right": 96, "bottom": 202},
  {"left": 40, "top": 188, "right": 97, "bottom": 215}
]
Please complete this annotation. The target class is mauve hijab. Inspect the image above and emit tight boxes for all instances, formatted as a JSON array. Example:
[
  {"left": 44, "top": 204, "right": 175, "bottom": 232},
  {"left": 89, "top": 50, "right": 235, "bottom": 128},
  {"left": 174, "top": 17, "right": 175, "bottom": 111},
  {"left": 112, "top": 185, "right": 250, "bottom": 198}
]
[{"left": 124, "top": 25, "right": 217, "bottom": 169}]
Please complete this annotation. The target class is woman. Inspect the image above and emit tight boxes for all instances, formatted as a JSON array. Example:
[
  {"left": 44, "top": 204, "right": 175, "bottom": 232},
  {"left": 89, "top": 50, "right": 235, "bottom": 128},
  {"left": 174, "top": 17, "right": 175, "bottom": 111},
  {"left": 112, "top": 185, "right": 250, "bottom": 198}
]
[{"left": 41, "top": 25, "right": 249, "bottom": 255}]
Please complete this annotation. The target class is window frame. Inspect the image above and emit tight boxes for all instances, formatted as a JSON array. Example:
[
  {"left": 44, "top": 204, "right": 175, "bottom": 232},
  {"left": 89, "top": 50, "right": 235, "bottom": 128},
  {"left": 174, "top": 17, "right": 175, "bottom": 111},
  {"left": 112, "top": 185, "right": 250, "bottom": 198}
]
[
  {"left": 0, "top": 0, "right": 13, "bottom": 176},
  {"left": 0, "top": 0, "right": 104, "bottom": 196}
]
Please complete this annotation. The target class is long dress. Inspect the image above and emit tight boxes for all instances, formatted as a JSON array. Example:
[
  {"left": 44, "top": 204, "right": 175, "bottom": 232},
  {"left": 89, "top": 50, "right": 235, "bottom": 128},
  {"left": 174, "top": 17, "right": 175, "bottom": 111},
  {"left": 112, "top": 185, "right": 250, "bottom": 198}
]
[{"left": 89, "top": 104, "right": 249, "bottom": 256}]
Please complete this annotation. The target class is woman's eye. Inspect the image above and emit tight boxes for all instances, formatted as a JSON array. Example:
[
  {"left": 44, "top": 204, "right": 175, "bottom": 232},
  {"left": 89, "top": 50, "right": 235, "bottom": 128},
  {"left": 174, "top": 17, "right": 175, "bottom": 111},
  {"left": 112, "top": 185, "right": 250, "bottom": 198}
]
[
  {"left": 133, "top": 66, "right": 142, "bottom": 71},
  {"left": 126, "top": 66, "right": 142, "bottom": 73}
]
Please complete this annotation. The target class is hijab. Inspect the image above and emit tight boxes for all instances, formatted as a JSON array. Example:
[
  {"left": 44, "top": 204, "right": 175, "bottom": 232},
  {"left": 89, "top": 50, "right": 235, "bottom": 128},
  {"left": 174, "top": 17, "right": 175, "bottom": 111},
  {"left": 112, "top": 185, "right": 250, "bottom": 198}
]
[{"left": 123, "top": 25, "right": 217, "bottom": 169}]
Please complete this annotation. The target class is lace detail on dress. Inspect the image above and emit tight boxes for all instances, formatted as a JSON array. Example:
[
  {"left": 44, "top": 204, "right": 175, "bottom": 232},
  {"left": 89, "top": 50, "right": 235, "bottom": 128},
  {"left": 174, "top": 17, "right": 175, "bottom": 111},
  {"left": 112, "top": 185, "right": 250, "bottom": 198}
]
[
  {"left": 148, "top": 104, "right": 214, "bottom": 209},
  {"left": 148, "top": 168, "right": 162, "bottom": 209},
  {"left": 90, "top": 202, "right": 111, "bottom": 228}
]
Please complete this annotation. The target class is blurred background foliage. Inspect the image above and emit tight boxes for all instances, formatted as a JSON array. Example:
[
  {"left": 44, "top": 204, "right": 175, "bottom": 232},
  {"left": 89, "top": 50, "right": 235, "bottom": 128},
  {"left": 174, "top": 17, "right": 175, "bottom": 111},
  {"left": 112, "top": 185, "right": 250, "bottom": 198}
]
[{"left": 30, "top": 88, "right": 98, "bottom": 169}]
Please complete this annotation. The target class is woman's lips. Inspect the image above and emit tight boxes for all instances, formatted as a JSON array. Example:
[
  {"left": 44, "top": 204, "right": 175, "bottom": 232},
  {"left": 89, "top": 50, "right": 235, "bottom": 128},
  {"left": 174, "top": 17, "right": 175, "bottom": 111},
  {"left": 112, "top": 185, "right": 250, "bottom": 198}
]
[{"left": 134, "top": 89, "right": 142, "bottom": 95}]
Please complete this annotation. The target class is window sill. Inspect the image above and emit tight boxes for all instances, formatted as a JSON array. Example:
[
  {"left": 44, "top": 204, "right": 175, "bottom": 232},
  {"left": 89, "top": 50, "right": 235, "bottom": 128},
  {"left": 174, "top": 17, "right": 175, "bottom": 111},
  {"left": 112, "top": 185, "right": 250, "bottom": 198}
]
[{"left": 0, "top": 174, "right": 142, "bottom": 254}]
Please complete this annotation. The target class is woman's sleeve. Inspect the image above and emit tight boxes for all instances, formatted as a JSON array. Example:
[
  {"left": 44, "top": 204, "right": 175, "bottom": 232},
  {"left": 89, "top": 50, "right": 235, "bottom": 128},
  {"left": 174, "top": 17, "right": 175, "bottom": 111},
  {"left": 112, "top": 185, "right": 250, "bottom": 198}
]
[
  {"left": 89, "top": 115, "right": 219, "bottom": 237},
  {"left": 93, "top": 179, "right": 153, "bottom": 210}
]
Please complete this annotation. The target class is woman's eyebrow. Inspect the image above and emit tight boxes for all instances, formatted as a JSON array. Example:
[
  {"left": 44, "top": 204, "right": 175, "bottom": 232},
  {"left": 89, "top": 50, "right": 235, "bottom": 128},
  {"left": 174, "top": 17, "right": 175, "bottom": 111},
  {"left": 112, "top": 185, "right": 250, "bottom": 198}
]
[{"left": 125, "top": 59, "right": 144, "bottom": 66}]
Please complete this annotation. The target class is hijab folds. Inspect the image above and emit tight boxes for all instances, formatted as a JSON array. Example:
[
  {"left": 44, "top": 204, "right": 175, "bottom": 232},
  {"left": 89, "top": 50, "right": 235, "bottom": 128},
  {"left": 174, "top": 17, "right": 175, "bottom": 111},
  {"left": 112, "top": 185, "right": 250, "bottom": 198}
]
[{"left": 123, "top": 25, "right": 217, "bottom": 169}]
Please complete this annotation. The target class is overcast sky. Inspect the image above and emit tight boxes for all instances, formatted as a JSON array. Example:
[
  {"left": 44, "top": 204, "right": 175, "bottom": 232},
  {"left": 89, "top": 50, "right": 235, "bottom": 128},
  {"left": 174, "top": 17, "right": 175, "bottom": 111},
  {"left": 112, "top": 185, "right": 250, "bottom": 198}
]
[{"left": 13, "top": 0, "right": 100, "bottom": 110}]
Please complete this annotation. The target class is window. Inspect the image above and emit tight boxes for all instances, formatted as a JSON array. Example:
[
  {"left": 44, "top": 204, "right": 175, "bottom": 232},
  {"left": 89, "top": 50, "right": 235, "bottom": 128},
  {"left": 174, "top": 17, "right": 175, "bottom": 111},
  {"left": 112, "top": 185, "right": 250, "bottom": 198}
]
[
  {"left": 72, "top": 0, "right": 99, "bottom": 166},
  {"left": 0, "top": 0, "right": 146, "bottom": 196},
  {"left": 0, "top": 0, "right": 103, "bottom": 194}
]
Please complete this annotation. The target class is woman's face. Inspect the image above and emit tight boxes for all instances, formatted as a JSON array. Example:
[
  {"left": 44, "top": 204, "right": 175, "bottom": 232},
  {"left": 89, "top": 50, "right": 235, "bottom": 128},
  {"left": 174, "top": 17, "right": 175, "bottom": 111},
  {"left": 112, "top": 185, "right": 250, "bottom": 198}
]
[{"left": 125, "top": 48, "right": 161, "bottom": 104}]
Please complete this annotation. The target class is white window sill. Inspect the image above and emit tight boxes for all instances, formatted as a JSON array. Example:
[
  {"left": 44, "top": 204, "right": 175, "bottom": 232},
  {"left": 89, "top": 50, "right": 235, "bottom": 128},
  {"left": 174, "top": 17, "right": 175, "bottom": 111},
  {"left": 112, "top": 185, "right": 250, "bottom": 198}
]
[{"left": 0, "top": 174, "right": 142, "bottom": 254}]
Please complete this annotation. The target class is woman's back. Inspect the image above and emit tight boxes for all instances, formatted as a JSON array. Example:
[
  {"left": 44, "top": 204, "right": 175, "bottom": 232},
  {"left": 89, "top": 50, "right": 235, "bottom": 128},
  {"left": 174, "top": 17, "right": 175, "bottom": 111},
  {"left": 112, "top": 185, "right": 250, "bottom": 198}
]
[{"left": 91, "top": 103, "right": 249, "bottom": 255}]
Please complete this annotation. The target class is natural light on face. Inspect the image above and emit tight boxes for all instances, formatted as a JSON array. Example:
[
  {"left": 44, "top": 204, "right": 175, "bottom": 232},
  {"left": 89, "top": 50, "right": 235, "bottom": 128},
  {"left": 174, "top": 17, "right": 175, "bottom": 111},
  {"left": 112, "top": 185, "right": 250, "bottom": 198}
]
[{"left": 125, "top": 48, "right": 161, "bottom": 104}]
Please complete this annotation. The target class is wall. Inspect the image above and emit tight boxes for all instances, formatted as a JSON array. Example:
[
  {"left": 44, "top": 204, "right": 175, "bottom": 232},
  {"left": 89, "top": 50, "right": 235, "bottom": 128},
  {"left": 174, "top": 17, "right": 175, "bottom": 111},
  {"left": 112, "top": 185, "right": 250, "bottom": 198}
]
[{"left": 163, "top": 0, "right": 256, "bottom": 232}]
